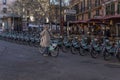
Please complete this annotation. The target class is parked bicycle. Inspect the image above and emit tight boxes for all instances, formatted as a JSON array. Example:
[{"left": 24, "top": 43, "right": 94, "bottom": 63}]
[
  {"left": 79, "top": 36, "right": 90, "bottom": 56},
  {"left": 115, "top": 40, "right": 120, "bottom": 61},
  {"left": 62, "top": 36, "right": 72, "bottom": 53},
  {"left": 103, "top": 40, "right": 120, "bottom": 61},
  {"left": 71, "top": 37, "right": 80, "bottom": 54},
  {"left": 39, "top": 39, "right": 59, "bottom": 57},
  {"left": 90, "top": 38, "right": 104, "bottom": 58}
]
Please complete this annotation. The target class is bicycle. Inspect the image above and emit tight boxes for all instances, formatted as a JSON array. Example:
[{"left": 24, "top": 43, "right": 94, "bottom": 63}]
[
  {"left": 90, "top": 38, "right": 104, "bottom": 58},
  {"left": 102, "top": 39, "right": 116, "bottom": 60},
  {"left": 115, "top": 40, "right": 120, "bottom": 61},
  {"left": 79, "top": 37, "right": 90, "bottom": 56},
  {"left": 38, "top": 39, "right": 59, "bottom": 57},
  {"left": 71, "top": 37, "right": 80, "bottom": 54},
  {"left": 62, "top": 36, "right": 72, "bottom": 53},
  {"left": 103, "top": 40, "right": 120, "bottom": 61}
]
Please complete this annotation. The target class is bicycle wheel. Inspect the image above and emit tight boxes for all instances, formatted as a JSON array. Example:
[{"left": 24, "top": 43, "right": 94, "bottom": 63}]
[
  {"left": 90, "top": 49, "right": 99, "bottom": 58},
  {"left": 79, "top": 47, "right": 88, "bottom": 56},
  {"left": 61, "top": 45, "right": 67, "bottom": 53},
  {"left": 50, "top": 46, "right": 59, "bottom": 57},
  {"left": 71, "top": 46, "right": 78, "bottom": 54},
  {"left": 103, "top": 51, "right": 112, "bottom": 61},
  {"left": 38, "top": 46, "right": 45, "bottom": 54},
  {"left": 116, "top": 52, "right": 120, "bottom": 61}
]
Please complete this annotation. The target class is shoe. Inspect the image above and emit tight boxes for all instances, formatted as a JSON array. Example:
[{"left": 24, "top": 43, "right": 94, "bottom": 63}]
[{"left": 43, "top": 54, "right": 48, "bottom": 57}]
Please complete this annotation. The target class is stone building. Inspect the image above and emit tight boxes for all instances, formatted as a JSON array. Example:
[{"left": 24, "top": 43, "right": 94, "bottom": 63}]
[
  {"left": 69, "top": 0, "right": 120, "bottom": 36},
  {"left": 0, "top": 0, "right": 22, "bottom": 32}
]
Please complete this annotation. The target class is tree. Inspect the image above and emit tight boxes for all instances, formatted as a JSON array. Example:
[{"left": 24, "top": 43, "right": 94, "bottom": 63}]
[{"left": 11, "top": 0, "right": 70, "bottom": 24}]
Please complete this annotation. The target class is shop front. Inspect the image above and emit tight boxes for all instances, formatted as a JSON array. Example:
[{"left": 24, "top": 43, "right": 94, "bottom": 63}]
[
  {"left": 69, "top": 20, "right": 88, "bottom": 36},
  {"left": 104, "top": 15, "right": 120, "bottom": 37},
  {"left": 0, "top": 14, "right": 22, "bottom": 32}
]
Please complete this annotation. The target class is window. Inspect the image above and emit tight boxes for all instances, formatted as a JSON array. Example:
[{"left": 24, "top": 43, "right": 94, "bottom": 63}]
[
  {"left": 87, "top": 0, "right": 91, "bottom": 9},
  {"left": 95, "top": 0, "right": 100, "bottom": 7},
  {"left": 106, "top": 5, "right": 108, "bottom": 15},
  {"left": 96, "top": 10, "right": 100, "bottom": 16},
  {"left": 74, "top": 4, "right": 79, "bottom": 14},
  {"left": 81, "top": 2, "right": 84, "bottom": 12},
  {"left": 106, "top": 4, "right": 110, "bottom": 15},
  {"left": 83, "top": 0, "right": 85, "bottom": 11},
  {"left": 88, "top": 12, "right": 91, "bottom": 19},
  {"left": 117, "top": 2, "right": 120, "bottom": 14},
  {"left": 95, "top": 0, "right": 97, "bottom": 7},
  {"left": 98, "top": 0, "right": 100, "bottom": 5},
  {"left": 87, "top": 0, "right": 89, "bottom": 9},
  {"left": 81, "top": 2, "right": 85, "bottom": 12},
  {"left": 111, "top": 3, "right": 115, "bottom": 15},
  {"left": 82, "top": 14, "right": 84, "bottom": 20},
  {"left": 80, "top": 2, "right": 82, "bottom": 12},
  {"left": 89, "top": 0, "right": 92, "bottom": 9}
]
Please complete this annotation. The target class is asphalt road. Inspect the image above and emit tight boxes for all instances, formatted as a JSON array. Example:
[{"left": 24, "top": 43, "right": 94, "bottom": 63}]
[{"left": 0, "top": 40, "right": 120, "bottom": 80}]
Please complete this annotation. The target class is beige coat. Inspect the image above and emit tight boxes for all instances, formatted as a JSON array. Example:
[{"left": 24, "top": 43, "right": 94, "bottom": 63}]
[{"left": 40, "top": 29, "right": 51, "bottom": 47}]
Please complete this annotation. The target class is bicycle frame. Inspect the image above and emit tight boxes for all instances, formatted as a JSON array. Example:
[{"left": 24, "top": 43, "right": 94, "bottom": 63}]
[{"left": 49, "top": 43, "right": 58, "bottom": 51}]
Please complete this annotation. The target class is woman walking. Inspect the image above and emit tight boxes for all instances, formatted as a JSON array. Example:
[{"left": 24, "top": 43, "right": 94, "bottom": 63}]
[{"left": 40, "top": 26, "right": 51, "bottom": 56}]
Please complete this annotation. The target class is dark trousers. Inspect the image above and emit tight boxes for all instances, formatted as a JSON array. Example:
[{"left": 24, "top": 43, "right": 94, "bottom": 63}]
[{"left": 43, "top": 47, "right": 49, "bottom": 54}]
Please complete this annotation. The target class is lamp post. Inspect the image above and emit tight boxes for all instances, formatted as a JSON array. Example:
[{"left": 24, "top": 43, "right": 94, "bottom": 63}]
[
  {"left": 59, "top": 0, "right": 62, "bottom": 35},
  {"left": 49, "top": 0, "right": 51, "bottom": 28},
  {"left": 11, "top": 8, "right": 14, "bottom": 32},
  {"left": 55, "top": 5, "right": 58, "bottom": 33}
]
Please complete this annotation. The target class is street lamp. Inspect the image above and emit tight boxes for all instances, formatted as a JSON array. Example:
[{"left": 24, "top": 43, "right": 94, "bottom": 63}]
[
  {"left": 49, "top": 0, "right": 51, "bottom": 27},
  {"left": 55, "top": 5, "right": 58, "bottom": 33},
  {"left": 59, "top": 0, "right": 62, "bottom": 35},
  {"left": 10, "top": 8, "right": 15, "bottom": 32}
]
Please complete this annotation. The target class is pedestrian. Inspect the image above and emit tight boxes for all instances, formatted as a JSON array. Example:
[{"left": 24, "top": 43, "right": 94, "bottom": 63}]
[
  {"left": 105, "top": 29, "right": 111, "bottom": 38},
  {"left": 40, "top": 25, "right": 51, "bottom": 56}
]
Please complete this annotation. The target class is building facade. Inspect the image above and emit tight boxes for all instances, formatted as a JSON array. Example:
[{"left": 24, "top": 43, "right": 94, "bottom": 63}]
[
  {"left": 69, "top": 0, "right": 120, "bottom": 36},
  {"left": 70, "top": 0, "right": 106, "bottom": 20},
  {"left": 0, "top": 0, "right": 23, "bottom": 32},
  {"left": 0, "top": 0, "right": 7, "bottom": 32}
]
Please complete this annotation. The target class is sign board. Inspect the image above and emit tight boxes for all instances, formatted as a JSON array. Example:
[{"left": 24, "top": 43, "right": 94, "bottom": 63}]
[
  {"left": 64, "top": 10, "right": 76, "bottom": 14},
  {"left": 64, "top": 14, "right": 76, "bottom": 22},
  {"left": 94, "top": 16, "right": 102, "bottom": 19}
]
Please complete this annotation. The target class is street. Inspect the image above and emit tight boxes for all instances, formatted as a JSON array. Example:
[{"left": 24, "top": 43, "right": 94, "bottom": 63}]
[{"left": 0, "top": 40, "right": 120, "bottom": 80}]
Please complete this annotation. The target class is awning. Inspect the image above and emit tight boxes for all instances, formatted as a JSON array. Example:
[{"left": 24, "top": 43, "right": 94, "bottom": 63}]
[
  {"left": 78, "top": 20, "right": 87, "bottom": 24},
  {"left": 87, "top": 17, "right": 104, "bottom": 23}
]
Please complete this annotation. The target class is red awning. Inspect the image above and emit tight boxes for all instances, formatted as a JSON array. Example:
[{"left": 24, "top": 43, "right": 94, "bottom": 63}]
[
  {"left": 78, "top": 20, "right": 87, "bottom": 24},
  {"left": 87, "top": 17, "right": 104, "bottom": 23}
]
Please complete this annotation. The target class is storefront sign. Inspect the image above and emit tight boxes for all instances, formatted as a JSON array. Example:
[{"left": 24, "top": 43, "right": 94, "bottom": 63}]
[
  {"left": 64, "top": 10, "right": 76, "bottom": 14},
  {"left": 64, "top": 14, "right": 76, "bottom": 22}
]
